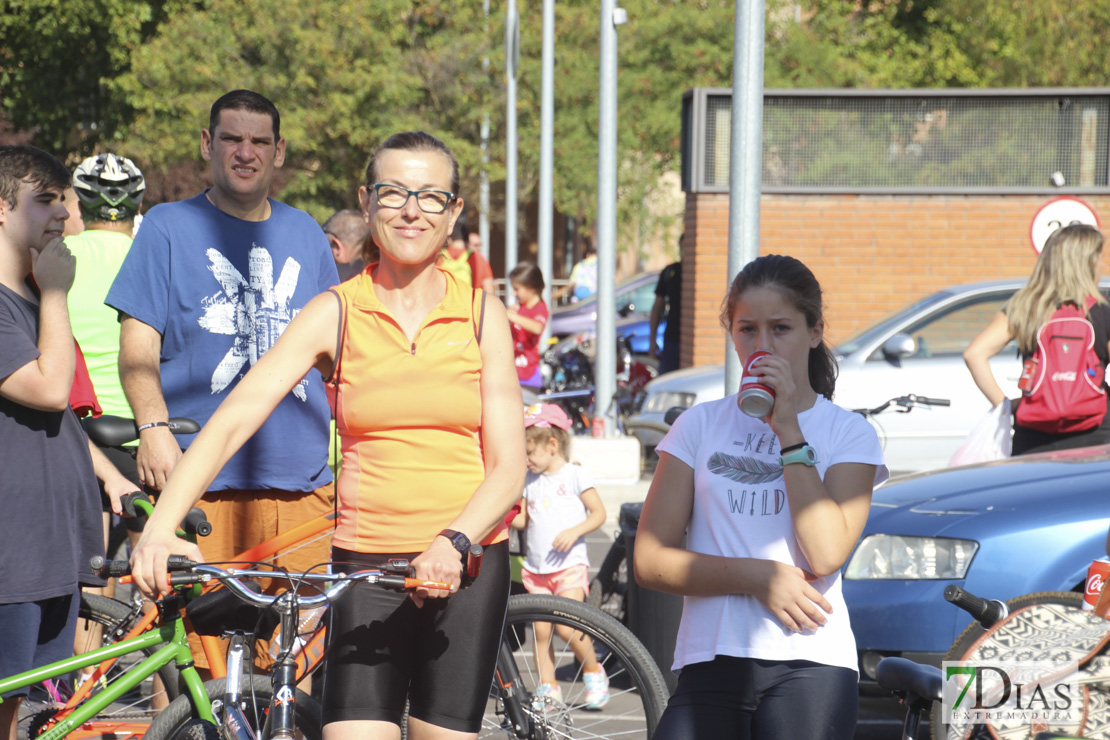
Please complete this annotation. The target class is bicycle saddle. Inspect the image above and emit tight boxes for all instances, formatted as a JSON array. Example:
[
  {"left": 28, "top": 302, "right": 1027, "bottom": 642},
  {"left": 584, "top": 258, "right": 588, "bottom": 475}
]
[{"left": 875, "top": 657, "right": 943, "bottom": 703}]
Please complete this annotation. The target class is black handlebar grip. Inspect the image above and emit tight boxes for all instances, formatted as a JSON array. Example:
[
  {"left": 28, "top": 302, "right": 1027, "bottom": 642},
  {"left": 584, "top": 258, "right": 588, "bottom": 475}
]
[
  {"left": 466, "top": 544, "right": 484, "bottom": 579},
  {"left": 918, "top": 396, "right": 951, "bottom": 407},
  {"left": 944, "top": 585, "right": 1007, "bottom": 629},
  {"left": 182, "top": 508, "right": 212, "bottom": 537},
  {"left": 90, "top": 557, "right": 132, "bottom": 578},
  {"left": 120, "top": 491, "right": 152, "bottom": 518}
]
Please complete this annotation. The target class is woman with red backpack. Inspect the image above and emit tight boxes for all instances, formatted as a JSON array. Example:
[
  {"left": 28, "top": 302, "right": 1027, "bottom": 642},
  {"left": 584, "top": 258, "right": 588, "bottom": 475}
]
[{"left": 965, "top": 223, "right": 1110, "bottom": 455}]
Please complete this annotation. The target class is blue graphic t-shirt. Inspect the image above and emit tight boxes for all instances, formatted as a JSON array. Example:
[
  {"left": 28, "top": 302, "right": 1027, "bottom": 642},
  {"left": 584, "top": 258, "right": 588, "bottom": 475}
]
[{"left": 106, "top": 193, "right": 339, "bottom": 492}]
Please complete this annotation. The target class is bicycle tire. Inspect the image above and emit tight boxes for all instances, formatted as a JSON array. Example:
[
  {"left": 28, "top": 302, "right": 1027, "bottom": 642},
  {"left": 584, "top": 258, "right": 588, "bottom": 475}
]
[
  {"left": 20, "top": 593, "right": 181, "bottom": 738},
  {"left": 929, "top": 590, "right": 1083, "bottom": 740},
  {"left": 144, "top": 675, "right": 322, "bottom": 740},
  {"left": 482, "top": 593, "right": 669, "bottom": 740},
  {"left": 587, "top": 539, "right": 628, "bottom": 625}
]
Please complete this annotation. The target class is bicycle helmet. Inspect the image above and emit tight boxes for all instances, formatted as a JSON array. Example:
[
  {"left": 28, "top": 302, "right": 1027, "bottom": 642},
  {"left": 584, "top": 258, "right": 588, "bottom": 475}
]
[{"left": 72, "top": 153, "right": 146, "bottom": 222}]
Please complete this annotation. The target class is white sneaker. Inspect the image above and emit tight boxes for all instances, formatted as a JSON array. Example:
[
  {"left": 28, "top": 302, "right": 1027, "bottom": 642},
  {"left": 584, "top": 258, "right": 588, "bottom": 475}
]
[
  {"left": 533, "top": 682, "right": 564, "bottom": 705},
  {"left": 583, "top": 666, "right": 610, "bottom": 709}
]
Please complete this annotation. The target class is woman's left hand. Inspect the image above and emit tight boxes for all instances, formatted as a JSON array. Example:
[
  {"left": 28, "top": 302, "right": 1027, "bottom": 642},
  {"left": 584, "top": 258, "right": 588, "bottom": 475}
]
[{"left": 409, "top": 536, "right": 464, "bottom": 607}]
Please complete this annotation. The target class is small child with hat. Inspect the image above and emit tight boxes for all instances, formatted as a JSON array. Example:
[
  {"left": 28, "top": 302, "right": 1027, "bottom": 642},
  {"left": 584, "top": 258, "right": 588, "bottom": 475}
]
[{"left": 511, "top": 402, "right": 610, "bottom": 709}]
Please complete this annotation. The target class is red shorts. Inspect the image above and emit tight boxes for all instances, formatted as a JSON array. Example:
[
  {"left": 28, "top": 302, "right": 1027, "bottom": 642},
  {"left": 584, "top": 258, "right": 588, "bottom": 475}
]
[{"left": 521, "top": 563, "right": 590, "bottom": 597}]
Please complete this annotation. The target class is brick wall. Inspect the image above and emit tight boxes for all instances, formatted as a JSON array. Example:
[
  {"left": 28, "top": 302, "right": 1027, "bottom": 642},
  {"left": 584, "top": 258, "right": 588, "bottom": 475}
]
[{"left": 682, "top": 192, "right": 1110, "bottom": 368}]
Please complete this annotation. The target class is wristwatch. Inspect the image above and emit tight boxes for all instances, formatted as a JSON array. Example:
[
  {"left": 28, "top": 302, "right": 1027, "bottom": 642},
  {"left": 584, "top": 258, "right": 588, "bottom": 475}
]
[
  {"left": 780, "top": 444, "right": 818, "bottom": 467},
  {"left": 438, "top": 528, "right": 471, "bottom": 554}
]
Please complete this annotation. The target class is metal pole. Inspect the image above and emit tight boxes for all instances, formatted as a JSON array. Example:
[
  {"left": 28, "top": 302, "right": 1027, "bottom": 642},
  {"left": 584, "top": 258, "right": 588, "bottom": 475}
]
[
  {"left": 505, "top": 0, "right": 519, "bottom": 273},
  {"left": 724, "top": 0, "right": 765, "bottom": 393},
  {"left": 596, "top": 2, "right": 625, "bottom": 437},
  {"left": 480, "top": 0, "right": 491, "bottom": 264},
  {"left": 538, "top": 0, "right": 555, "bottom": 343}
]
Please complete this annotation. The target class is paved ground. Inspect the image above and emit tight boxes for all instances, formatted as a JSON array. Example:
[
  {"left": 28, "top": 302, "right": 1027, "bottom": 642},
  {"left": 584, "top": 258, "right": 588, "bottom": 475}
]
[{"left": 588, "top": 474, "right": 916, "bottom": 739}]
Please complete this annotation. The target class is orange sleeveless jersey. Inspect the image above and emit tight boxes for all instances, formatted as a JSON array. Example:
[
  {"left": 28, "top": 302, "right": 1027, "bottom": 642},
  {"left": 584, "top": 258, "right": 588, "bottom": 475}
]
[{"left": 330, "top": 266, "right": 504, "bottom": 552}]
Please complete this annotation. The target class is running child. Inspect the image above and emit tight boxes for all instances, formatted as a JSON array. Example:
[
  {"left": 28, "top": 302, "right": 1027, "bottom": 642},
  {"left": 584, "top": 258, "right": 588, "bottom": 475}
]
[{"left": 512, "top": 402, "right": 610, "bottom": 709}]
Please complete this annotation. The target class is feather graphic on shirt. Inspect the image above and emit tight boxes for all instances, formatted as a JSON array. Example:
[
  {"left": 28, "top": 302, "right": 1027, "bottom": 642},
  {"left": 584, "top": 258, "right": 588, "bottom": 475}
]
[{"left": 707, "top": 451, "right": 782, "bottom": 484}]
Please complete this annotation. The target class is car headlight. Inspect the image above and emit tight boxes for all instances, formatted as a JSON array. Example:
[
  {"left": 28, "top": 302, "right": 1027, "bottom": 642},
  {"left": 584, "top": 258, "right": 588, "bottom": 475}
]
[
  {"left": 844, "top": 534, "right": 978, "bottom": 580},
  {"left": 641, "top": 391, "right": 697, "bottom": 414}
]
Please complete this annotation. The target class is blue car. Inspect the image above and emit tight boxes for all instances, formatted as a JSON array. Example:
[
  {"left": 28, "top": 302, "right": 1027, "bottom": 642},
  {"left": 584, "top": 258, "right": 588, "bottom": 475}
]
[{"left": 842, "top": 447, "right": 1110, "bottom": 697}]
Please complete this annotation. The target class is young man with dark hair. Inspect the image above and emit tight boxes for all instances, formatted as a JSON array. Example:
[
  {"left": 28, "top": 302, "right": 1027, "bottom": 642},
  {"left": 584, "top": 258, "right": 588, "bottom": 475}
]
[
  {"left": 107, "top": 90, "right": 339, "bottom": 674},
  {"left": 0, "top": 145, "right": 109, "bottom": 739}
]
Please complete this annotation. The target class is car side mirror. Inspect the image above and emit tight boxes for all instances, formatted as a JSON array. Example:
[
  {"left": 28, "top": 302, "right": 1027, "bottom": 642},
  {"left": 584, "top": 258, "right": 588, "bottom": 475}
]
[
  {"left": 664, "top": 406, "right": 686, "bottom": 426},
  {"left": 882, "top": 333, "right": 917, "bottom": 361}
]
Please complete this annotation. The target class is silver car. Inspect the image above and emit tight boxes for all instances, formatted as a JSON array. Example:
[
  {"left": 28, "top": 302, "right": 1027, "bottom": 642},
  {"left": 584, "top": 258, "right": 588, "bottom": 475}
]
[{"left": 626, "top": 279, "right": 1110, "bottom": 475}]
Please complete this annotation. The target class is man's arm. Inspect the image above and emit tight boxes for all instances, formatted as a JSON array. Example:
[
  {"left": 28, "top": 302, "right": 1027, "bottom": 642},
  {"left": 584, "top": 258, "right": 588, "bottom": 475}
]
[
  {"left": 0, "top": 238, "right": 76, "bottom": 410},
  {"left": 118, "top": 315, "right": 182, "bottom": 490}
]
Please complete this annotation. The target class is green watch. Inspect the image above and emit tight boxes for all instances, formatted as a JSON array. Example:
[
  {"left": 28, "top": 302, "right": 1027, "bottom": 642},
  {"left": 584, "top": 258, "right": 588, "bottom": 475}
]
[{"left": 780, "top": 444, "right": 818, "bottom": 467}]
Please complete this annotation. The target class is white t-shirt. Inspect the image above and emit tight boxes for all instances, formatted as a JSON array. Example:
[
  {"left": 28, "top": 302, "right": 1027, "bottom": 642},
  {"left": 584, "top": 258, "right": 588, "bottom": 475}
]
[
  {"left": 522, "top": 463, "right": 597, "bottom": 574},
  {"left": 656, "top": 393, "right": 888, "bottom": 673}
]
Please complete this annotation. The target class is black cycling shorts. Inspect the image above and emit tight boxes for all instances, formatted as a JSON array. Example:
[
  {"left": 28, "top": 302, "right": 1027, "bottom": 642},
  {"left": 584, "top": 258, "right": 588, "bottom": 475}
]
[
  {"left": 653, "top": 655, "right": 859, "bottom": 740},
  {"left": 321, "top": 541, "right": 510, "bottom": 732}
]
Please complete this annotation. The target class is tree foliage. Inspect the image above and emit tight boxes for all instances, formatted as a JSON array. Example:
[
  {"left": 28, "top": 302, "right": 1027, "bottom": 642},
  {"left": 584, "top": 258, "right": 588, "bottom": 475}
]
[{"left": 4, "top": 0, "right": 1110, "bottom": 238}]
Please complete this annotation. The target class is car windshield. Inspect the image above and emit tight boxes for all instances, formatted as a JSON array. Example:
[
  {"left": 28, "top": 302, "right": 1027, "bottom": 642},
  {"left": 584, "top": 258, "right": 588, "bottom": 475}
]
[{"left": 835, "top": 291, "right": 953, "bottom": 357}]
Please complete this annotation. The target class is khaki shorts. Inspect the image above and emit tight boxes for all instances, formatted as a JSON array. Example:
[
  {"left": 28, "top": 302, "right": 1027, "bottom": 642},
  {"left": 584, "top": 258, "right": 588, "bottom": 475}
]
[{"left": 186, "top": 483, "right": 336, "bottom": 672}]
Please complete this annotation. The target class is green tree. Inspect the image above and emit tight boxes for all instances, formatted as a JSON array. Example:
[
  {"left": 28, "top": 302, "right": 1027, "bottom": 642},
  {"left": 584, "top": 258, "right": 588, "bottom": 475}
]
[{"left": 0, "top": 0, "right": 197, "bottom": 158}]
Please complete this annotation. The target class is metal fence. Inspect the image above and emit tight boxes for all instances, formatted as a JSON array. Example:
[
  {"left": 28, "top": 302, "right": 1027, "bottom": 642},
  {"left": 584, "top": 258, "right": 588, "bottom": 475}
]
[{"left": 682, "top": 88, "right": 1110, "bottom": 194}]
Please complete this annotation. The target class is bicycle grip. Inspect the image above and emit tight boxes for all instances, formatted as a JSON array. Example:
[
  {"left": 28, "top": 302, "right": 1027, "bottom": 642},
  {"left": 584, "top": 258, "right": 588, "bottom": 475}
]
[
  {"left": 182, "top": 507, "right": 212, "bottom": 537},
  {"left": 917, "top": 396, "right": 951, "bottom": 407},
  {"left": 90, "top": 556, "right": 131, "bottom": 578},
  {"left": 944, "top": 585, "right": 1008, "bottom": 629},
  {"left": 404, "top": 577, "right": 457, "bottom": 593},
  {"left": 120, "top": 490, "right": 153, "bottom": 518},
  {"left": 466, "top": 544, "right": 484, "bottom": 579}
]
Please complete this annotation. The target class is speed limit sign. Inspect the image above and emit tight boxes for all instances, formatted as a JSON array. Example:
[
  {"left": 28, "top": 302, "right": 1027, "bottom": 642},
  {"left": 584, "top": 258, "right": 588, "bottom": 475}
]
[{"left": 1029, "top": 196, "right": 1100, "bottom": 254}]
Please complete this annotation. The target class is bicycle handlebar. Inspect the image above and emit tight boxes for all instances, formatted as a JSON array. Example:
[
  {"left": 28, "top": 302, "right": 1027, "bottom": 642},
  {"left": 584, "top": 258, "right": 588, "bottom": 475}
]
[
  {"left": 944, "top": 584, "right": 1009, "bottom": 629},
  {"left": 117, "top": 491, "right": 211, "bottom": 537},
  {"left": 853, "top": 394, "right": 951, "bottom": 417},
  {"left": 90, "top": 559, "right": 458, "bottom": 606}
]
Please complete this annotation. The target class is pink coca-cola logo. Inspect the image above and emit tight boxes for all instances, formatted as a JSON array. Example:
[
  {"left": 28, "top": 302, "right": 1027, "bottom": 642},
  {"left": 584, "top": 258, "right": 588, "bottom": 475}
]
[{"left": 1087, "top": 572, "right": 1105, "bottom": 597}]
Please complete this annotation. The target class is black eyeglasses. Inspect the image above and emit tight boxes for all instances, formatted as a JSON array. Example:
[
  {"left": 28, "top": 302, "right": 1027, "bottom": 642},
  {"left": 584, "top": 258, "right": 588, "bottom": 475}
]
[{"left": 369, "top": 183, "right": 456, "bottom": 214}]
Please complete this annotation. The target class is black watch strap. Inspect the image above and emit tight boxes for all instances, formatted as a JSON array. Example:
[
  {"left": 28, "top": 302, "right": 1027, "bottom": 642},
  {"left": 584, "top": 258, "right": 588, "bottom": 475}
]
[{"left": 438, "top": 528, "right": 471, "bottom": 554}]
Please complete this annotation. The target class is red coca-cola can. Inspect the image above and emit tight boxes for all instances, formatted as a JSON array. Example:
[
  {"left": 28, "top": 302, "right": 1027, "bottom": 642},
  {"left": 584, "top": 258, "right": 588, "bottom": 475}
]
[
  {"left": 739, "top": 350, "right": 775, "bottom": 418},
  {"left": 1083, "top": 558, "right": 1110, "bottom": 611},
  {"left": 591, "top": 415, "right": 605, "bottom": 438}
]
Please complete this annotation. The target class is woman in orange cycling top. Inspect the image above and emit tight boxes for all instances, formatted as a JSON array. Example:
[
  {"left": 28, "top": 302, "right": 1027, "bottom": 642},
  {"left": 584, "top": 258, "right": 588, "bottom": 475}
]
[{"left": 130, "top": 131, "right": 526, "bottom": 740}]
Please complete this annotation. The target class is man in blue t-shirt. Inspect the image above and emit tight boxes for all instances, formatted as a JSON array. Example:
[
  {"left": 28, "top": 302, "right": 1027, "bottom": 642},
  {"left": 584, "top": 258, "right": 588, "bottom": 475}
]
[{"left": 106, "top": 90, "right": 339, "bottom": 672}]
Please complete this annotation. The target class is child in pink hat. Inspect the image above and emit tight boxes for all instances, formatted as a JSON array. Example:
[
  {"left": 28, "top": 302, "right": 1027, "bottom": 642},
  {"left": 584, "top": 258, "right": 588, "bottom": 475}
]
[{"left": 511, "top": 403, "right": 610, "bottom": 708}]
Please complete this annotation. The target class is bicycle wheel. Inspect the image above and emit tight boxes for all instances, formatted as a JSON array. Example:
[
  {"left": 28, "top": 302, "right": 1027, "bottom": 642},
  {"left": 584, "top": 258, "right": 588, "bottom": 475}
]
[
  {"left": 929, "top": 591, "right": 1084, "bottom": 740},
  {"left": 20, "top": 593, "right": 181, "bottom": 738},
  {"left": 482, "top": 593, "right": 669, "bottom": 740},
  {"left": 586, "top": 540, "right": 627, "bottom": 625},
  {"left": 144, "top": 675, "right": 322, "bottom": 740}
]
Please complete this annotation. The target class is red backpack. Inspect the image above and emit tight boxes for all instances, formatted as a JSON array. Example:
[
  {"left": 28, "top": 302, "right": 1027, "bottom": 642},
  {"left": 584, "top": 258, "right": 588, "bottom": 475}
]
[{"left": 1015, "top": 297, "right": 1107, "bottom": 433}]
